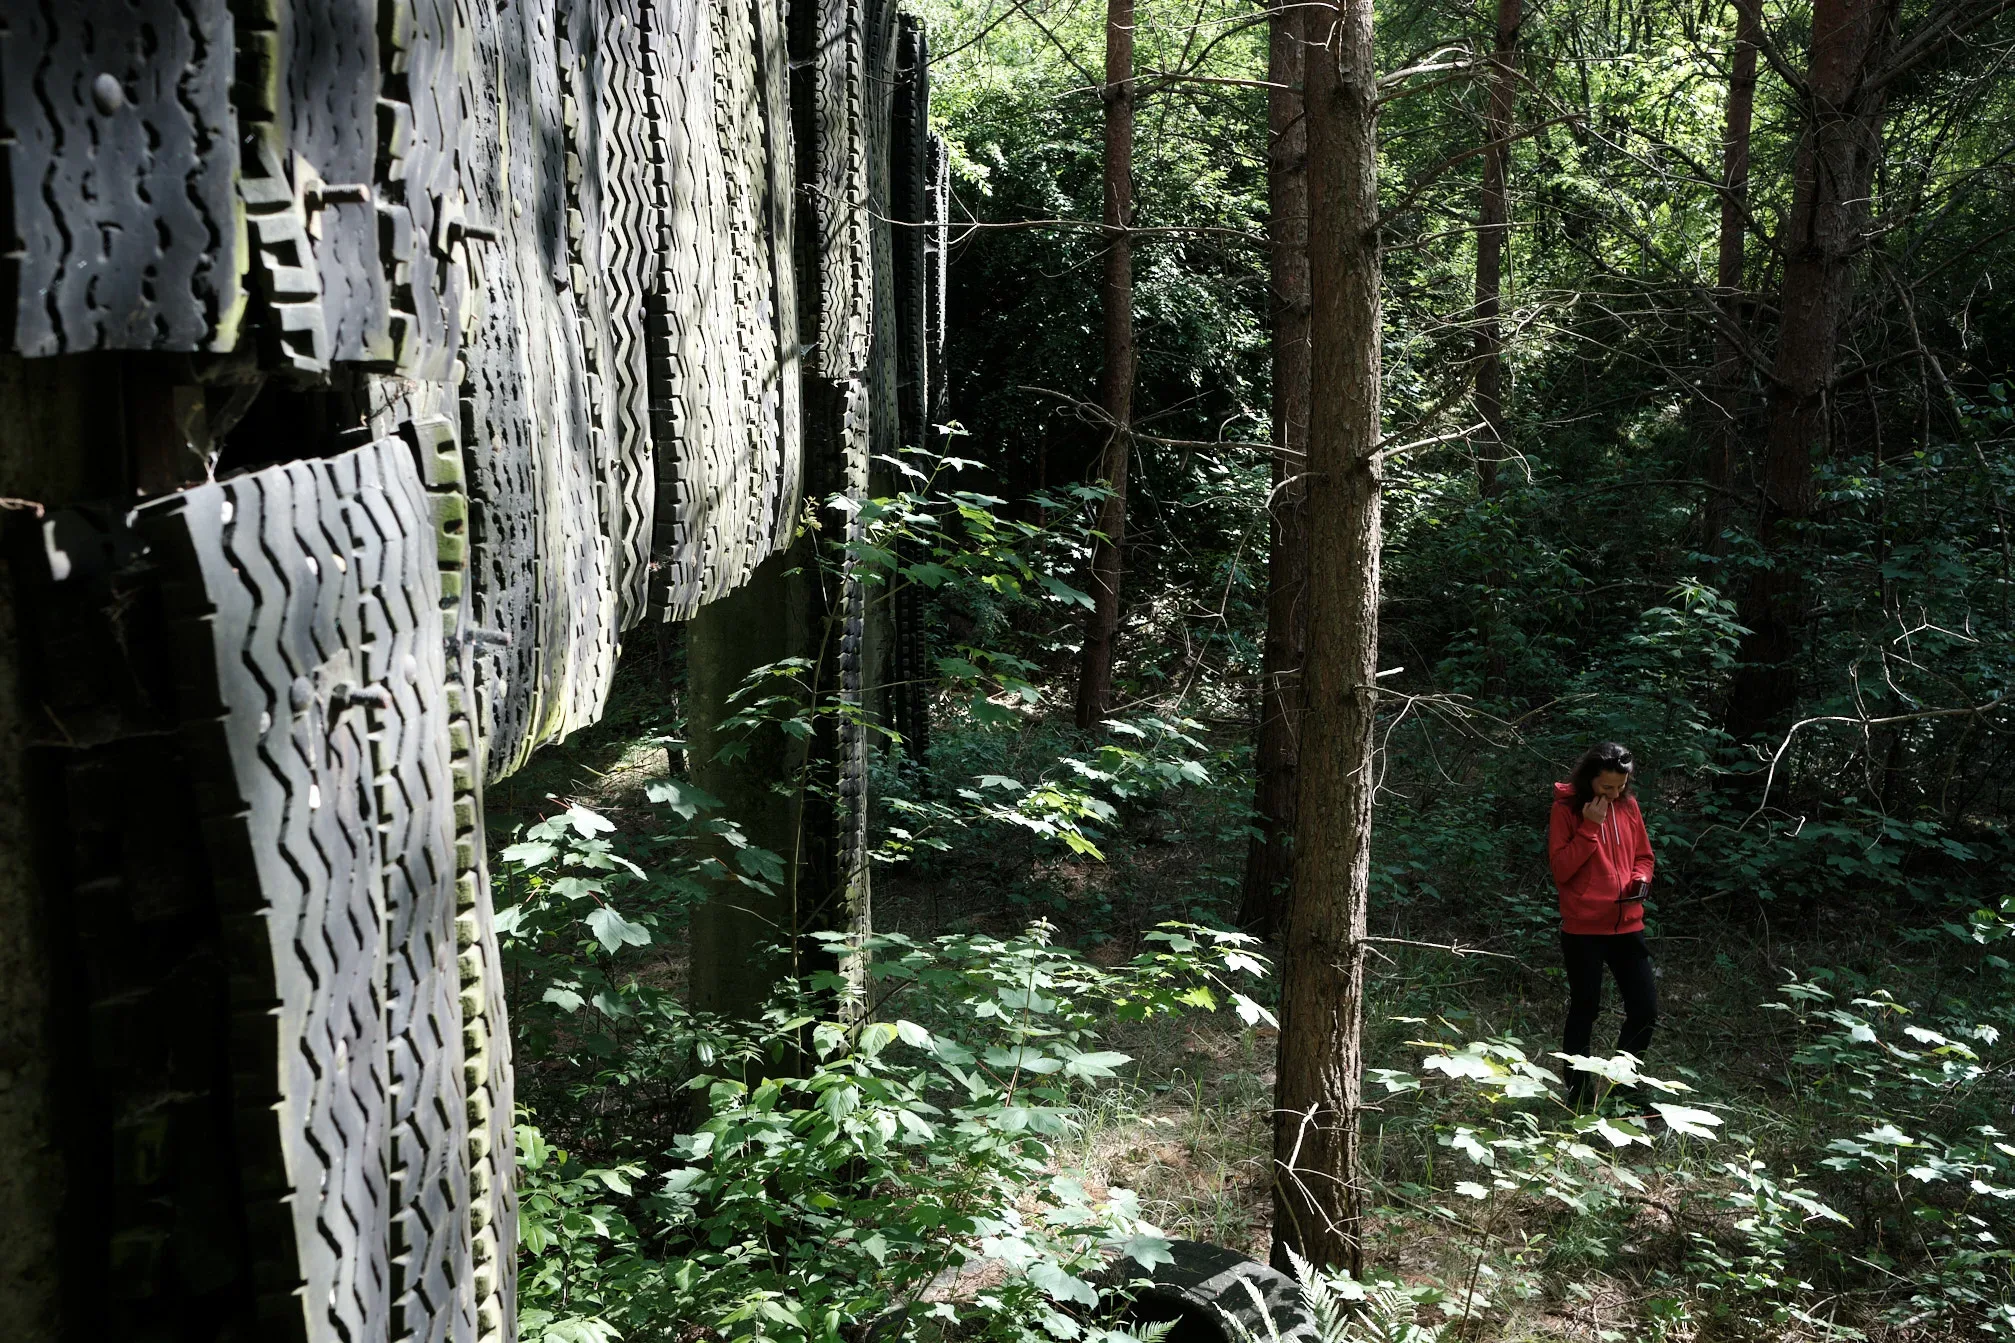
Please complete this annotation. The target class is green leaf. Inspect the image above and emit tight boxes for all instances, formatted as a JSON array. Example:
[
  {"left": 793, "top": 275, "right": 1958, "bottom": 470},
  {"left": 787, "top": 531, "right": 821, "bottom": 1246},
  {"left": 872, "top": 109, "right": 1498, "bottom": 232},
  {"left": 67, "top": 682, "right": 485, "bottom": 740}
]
[
  {"left": 584, "top": 906, "right": 652, "bottom": 955},
  {"left": 501, "top": 839, "right": 559, "bottom": 867},
  {"left": 1650, "top": 1103, "right": 1725, "bottom": 1140},
  {"left": 1061, "top": 1050, "right": 1131, "bottom": 1079},
  {"left": 1026, "top": 1260, "right": 1099, "bottom": 1307},
  {"left": 645, "top": 778, "right": 718, "bottom": 819},
  {"left": 822, "top": 1084, "right": 859, "bottom": 1122}
]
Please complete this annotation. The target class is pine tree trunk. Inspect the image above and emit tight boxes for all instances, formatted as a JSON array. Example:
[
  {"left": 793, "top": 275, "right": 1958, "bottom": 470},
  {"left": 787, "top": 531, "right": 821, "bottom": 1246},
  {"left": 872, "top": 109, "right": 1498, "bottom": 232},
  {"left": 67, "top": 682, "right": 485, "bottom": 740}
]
[
  {"left": 1271, "top": 0, "right": 1383, "bottom": 1277},
  {"left": 1472, "top": 0, "right": 1520, "bottom": 498},
  {"left": 1239, "top": 0, "right": 1311, "bottom": 937},
  {"left": 1725, "top": 0, "right": 1897, "bottom": 742},
  {"left": 1075, "top": 0, "right": 1136, "bottom": 730},
  {"left": 1705, "top": 0, "right": 1760, "bottom": 550}
]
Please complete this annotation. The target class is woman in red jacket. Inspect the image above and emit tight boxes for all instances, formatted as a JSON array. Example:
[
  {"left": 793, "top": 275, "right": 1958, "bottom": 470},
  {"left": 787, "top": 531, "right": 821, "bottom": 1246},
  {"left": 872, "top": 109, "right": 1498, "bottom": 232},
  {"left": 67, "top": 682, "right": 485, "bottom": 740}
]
[{"left": 1548, "top": 742, "right": 1657, "bottom": 1108}]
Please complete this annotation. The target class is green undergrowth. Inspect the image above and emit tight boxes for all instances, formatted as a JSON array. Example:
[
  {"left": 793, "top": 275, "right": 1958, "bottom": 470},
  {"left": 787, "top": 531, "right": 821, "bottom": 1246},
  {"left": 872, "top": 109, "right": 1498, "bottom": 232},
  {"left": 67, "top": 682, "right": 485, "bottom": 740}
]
[{"left": 493, "top": 698, "right": 2015, "bottom": 1341}]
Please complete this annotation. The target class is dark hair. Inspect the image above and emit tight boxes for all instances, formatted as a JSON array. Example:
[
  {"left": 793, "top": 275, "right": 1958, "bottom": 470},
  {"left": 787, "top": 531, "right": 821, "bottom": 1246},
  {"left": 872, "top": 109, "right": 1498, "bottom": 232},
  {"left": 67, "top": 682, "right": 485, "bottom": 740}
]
[{"left": 1568, "top": 742, "right": 1635, "bottom": 813}]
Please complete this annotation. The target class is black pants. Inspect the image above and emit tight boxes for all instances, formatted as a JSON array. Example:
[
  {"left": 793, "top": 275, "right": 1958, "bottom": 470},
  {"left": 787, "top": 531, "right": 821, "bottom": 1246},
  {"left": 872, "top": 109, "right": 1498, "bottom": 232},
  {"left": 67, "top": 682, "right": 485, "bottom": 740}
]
[{"left": 1560, "top": 930, "right": 1657, "bottom": 1099}]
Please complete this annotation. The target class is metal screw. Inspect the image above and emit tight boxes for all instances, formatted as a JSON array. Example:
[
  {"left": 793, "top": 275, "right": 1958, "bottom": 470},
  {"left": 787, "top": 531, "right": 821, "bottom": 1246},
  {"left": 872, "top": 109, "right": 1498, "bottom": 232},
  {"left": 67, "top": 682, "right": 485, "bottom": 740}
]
[{"left": 331, "top": 683, "right": 392, "bottom": 711}]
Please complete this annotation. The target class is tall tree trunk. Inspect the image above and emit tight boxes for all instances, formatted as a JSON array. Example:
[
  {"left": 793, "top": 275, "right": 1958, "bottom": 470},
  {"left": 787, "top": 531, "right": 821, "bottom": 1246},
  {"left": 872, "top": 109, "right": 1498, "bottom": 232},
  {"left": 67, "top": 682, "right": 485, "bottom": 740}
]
[
  {"left": 1271, "top": 0, "right": 1383, "bottom": 1277},
  {"left": 1075, "top": 0, "right": 1136, "bottom": 730},
  {"left": 1725, "top": 0, "right": 1897, "bottom": 742},
  {"left": 1472, "top": 0, "right": 1520, "bottom": 497},
  {"left": 1239, "top": 0, "right": 1311, "bottom": 937},
  {"left": 1705, "top": 0, "right": 1760, "bottom": 549}
]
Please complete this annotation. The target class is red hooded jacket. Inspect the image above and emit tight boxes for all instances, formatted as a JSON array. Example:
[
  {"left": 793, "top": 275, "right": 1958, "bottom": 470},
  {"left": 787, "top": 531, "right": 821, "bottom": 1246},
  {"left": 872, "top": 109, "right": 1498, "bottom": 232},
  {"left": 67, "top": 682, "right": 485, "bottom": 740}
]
[{"left": 1548, "top": 781, "right": 1655, "bottom": 934}]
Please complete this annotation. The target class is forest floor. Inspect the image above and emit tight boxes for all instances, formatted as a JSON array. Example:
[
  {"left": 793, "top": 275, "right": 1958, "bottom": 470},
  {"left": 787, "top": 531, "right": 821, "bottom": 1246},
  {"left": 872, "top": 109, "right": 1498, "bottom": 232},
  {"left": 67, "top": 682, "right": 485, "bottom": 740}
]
[{"left": 488, "top": 661, "right": 1980, "bottom": 1341}]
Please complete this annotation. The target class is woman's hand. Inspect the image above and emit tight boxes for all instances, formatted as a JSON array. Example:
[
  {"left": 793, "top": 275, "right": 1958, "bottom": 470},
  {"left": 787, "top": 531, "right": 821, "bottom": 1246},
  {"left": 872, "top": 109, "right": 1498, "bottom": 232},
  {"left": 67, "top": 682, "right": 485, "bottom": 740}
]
[{"left": 1584, "top": 794, "right": 1611, "bottom": 825}]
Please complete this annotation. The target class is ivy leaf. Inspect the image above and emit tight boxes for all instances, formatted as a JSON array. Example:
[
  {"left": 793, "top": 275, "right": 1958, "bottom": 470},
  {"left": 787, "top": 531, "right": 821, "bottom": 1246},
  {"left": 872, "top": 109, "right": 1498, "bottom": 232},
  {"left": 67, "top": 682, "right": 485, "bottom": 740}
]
[
  {"left": 541, "top": 986, "right": 585, "bottom": 1013},
  {"left": 1589, "top": 1116, "right": 1651, "bottom": 1148},
  {"left": 1650, "top": 1103, "right": 1725, "bottom": 1140},
  {"left": 1451, "top": 1129, "right": 1494, "bottom": 1167},
  {"left": 1036, "top": 572, "right": 1093, "bottom": 608},
  {"left": 1230, "top": 993, "right": 1278, "bottom": 1028},
  {"left": 1120, "top": 1230, "right": 1175, "bottom": 1270},
  {"left": 822, "top": 1084, "right": 859, "bottom": 1122},
  {"left": 1369, "top": 1068, "right": 1422, "bottom": 1095},
  {"left": 1026, "top": 1260, "right": 1099, "bottom": 1307},
  {"left": 585, "top": 906, "right": 652, "bottom": 954},
  {"left": 986, "top": 1046, "right": 1064, "bottom": 1075},
  {"left": 661, "top": 1168, "right": 705, "bottom": 1196},
  {"left": 1424, "top": 1050, "right": 1502, "bottom": 1083},
  {"left": 1060, "top": 1050, "right": 1131, "bottom": 1079},
  {"left": 646, "top": 778, "right": 718, "bottom": 820},
  {"left": 501, "top": 839, "right": 558, "bottom": 867}
]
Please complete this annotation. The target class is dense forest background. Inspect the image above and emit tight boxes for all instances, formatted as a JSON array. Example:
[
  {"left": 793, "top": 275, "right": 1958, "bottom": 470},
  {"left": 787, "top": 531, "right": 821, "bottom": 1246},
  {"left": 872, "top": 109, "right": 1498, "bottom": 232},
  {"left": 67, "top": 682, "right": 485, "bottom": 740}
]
[{"left": 501, "top": 0, "right": 2015, "bottom": 1339}]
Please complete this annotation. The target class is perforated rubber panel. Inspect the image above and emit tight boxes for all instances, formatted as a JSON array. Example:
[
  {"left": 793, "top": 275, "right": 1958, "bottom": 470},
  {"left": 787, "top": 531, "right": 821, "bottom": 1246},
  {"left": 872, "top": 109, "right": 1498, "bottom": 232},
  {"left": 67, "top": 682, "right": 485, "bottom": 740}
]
[
  {"left": 230, "top": 1, "right": 393, "bottom": 367},
  {"left": 128, "top": 439, "right": 476, "bottom": 1343},
  {"left": 888, "top": 17, "right": 932, "bottom": 765},
  {"left": 4, "top": 7, "right": 943, "bottom": 1341},
  {"left": 587, "top": 0, "right": 663, "bottom": 631},
  {"left": 788, "top": 0, "right": 920, "bottom": 917},
  {"left": 643, "top": 0, "right": 801, "bottom": 621},
  {"left": 925, "top": 132, "right": 950, "bottom": 422},
  {"left": 892, "top": 19, "right": 931, "bottom": 458},
  {"left": 384, "top": 388, "right": 520, "bottom": 1343},
  {"left": 0, "top": 1, "right": 239, "bottom": 355},
  {"left": 457, "top": 0, "right": 618, "bottom": 782},
  {"left": 378, "top": 0, "right": 467, "bottom": 380}
]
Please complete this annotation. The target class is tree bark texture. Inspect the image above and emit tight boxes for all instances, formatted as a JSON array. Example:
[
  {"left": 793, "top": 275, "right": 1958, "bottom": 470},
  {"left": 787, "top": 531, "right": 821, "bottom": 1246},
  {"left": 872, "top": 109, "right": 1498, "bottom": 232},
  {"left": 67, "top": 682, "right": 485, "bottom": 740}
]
[
  {"left": 1725, "top": 0, "right": 1898, "bottom": 742},
  {"left": 1706, "top": 0, "right": 1760, "bottom": 550},
  {"left": 1271, "top": 0, "right": 1383, "bottom": 1278},
  {"left": 1472, "top": 0, "right": 1520, "bottom": 498},
  {"left": 687, "top": 547, "right": 818, "bottom": 1021},
  {"left": 1239, "top": 0, "right": 1312, "bottom": 937},
  {"left": 1075, "top": 0, "right": 1137, "bottom": 730}
]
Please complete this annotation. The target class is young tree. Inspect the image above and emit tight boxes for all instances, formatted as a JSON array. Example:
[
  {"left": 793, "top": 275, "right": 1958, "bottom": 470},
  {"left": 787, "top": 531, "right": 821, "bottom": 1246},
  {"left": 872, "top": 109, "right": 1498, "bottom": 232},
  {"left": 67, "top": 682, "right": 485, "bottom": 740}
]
[
  {"left": 1705, "top": 0, "right": 1761, "bottom": 549},
  {"left": 1272, "top": 0, "right": 1384, "bottom": 1277},
  {"left": 1240, "top": 0, "right": 1312, "bottom": 936},
  {"left": 1075, "top": 0, "right": 1137, "bottom": 729},
  {"left": 1725, "top": 0, "right": 1899, "bottom": 741},
  {"left": 1472, "top": 0, "right": 1520, "bottom": 497}
]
